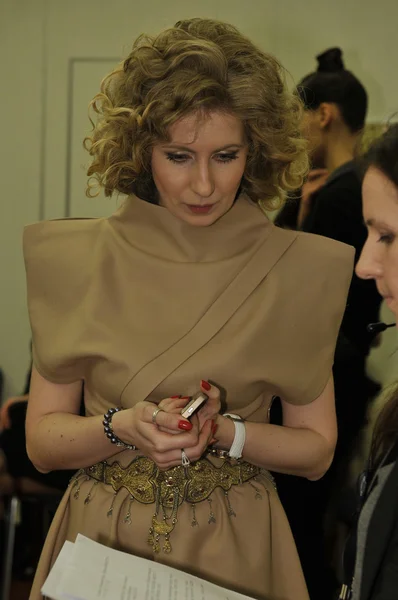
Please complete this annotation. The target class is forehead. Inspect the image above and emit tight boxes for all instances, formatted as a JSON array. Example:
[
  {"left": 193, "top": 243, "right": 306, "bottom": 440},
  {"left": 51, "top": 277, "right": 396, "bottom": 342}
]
[
  {"left": 166, "top": 111, "right": 245, "bottom": 148},
  {"left": 363, "top": 167, "right": 398, "bottom": 222}
]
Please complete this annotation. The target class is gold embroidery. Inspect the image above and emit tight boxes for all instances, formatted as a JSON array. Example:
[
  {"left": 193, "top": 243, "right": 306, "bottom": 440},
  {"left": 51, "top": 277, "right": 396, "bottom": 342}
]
[
  {"left": 85, "top": 456, "right": 260, "bottom": 508},
  {"left": 84, "top": 455, "right": 263, "bottom": 553}
]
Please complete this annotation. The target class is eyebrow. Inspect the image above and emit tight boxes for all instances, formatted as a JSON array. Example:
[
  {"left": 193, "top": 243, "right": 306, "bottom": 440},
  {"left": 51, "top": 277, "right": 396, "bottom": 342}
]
[
  {"left": 161, "top": 144, "right": 245, "bottom": 153},
  {"left": 365, "top": 218, "right": 392, "bottom": 229}
]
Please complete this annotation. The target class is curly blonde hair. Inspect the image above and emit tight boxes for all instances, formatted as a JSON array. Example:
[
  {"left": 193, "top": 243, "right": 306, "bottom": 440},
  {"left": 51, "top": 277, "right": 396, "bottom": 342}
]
[{"left": 85, "top": 18, "right": 308, "bottom": 209}]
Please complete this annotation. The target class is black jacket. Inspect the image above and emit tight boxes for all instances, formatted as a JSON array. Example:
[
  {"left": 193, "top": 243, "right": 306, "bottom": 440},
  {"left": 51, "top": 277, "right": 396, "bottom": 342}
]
[
  {"left": 353, "top": 456, "right": 398, "bottom": 600},
  {"left": 301, "top": 162, "right": 381, "bottom": 357}
]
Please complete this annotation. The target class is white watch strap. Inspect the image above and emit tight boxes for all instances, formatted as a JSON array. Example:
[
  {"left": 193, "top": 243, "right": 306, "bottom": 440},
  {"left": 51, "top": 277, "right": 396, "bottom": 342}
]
[{"left": 223, "top": 413, "right": 246, "bottom": 459}]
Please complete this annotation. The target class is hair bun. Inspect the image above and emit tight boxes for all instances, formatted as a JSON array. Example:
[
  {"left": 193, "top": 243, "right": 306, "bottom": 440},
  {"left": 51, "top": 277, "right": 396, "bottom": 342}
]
[{"left": 316, "top": 47, "right": 345, "bottom": 73}]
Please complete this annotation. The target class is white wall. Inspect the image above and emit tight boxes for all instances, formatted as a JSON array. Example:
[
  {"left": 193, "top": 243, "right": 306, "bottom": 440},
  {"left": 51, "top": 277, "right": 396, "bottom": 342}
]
[
  {"left": 1, "top": 0, "right": 398, "bottom": 398},
  {"left": 0, "top": 0, "right": 46, "bottom": 397}
]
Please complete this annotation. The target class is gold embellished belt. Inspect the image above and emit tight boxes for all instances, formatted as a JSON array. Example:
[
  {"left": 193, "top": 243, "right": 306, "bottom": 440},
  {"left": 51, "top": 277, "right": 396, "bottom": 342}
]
[
  {"left": 85, "top": 455, "right": 260, "bottom": 507},
  {"left": 81, "top": 455, "right": 263, "bottom": 554}
]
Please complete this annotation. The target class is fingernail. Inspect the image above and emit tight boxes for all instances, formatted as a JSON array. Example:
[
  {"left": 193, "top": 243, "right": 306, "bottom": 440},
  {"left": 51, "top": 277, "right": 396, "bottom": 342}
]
[
  {"left": 171, "top": 395, "right": 180, "bottom": 399},
  {"left": 212, "top": 424, "right": 218, "bottom": 436},
  {"left": 178, "top": 420, "right": 192, "bottom": 431},
  {"left": 201, "top": 380, "right": 211, "bottom": 391},
  {"left": 180, "top": 396, "right": 190, "bottom": 400}
]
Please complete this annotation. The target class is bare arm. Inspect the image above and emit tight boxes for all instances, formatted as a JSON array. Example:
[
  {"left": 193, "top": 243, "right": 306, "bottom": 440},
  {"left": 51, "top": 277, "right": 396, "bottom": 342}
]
[
  {"left": 214, "top": 375, "right": 337, "bottom": 480},
  {"left": 25, "top": 368, "right": 121, "bottom": 472},
  {"left": 26, "top": 368, "right": 214, "bottom": 473}
]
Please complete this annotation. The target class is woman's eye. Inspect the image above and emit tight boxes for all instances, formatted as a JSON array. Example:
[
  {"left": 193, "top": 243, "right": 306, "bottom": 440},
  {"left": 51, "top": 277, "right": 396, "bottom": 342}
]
[
  {"left": 166, "top": 153, "right": 190, "bottom": 163},
  {"left": 378, "top": 233, "right": 394, "bottom": 245},
  {"left": 215, "top": 152, "right": 239, "bottom": 163}
]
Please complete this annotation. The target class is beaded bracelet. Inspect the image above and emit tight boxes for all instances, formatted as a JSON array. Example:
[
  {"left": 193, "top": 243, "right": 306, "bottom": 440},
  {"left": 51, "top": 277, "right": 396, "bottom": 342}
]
[{"left": 103, "top": 407, "right": 136, "bottom": 451}]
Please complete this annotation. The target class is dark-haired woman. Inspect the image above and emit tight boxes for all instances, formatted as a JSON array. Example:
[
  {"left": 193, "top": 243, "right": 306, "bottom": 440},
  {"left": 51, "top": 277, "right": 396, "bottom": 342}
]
[
  {"left": 340, "top": 124, "right": 398, "bottom": 600},
  {"left": 274, "top": 48, "right": 382, "bottom": 600}
]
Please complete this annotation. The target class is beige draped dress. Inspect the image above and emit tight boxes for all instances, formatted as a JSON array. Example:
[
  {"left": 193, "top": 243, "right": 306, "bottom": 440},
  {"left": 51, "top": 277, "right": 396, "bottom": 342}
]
[{"left": 23, "top": 195, "right": 354, "bottom": 600}]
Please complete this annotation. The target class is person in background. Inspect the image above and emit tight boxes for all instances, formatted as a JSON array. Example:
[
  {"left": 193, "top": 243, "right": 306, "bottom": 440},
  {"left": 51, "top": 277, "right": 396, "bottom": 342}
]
[
  {"left": 340, "top": 123, "right": 398, "bottom": 600},
  {"left": 24, "top": 20, "right": 353, "bottom": 600},
  {"left": 273, "top": 48, "right": 382, "bottom": 600}
]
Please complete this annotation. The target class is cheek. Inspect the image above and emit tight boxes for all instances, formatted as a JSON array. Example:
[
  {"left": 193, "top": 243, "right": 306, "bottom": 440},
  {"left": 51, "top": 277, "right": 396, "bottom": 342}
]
[
  {"left": 222, "top": 160, "right": 246, "bottom": 189},
  {"left": 152, "top": 163, "right": 185, "bottom": 195},
  {"left": 383, "top": 245, "right": 398, "bottom": 288},
  {"left": 385, "top": 259, "right": 398, "bottom": 290}
]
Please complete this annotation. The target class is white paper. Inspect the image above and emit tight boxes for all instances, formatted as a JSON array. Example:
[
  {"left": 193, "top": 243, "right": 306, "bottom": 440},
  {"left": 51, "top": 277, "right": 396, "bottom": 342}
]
[
  {"left": 41, "top": 541, "right": 77, "bottom": 600},
  {"left": 42, "top": 535, "right": 254, "bottom": 600}
]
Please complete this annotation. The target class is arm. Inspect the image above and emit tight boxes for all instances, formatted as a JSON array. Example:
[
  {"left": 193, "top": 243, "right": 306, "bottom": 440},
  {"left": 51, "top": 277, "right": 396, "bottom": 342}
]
[
  {"left": 297, "top": 169, "right": 329, "bottom": 229},
  {"left": 26, "top": 368, "right": 214, "bottom": 473},
  {"left": 26, "top": 368, "right": 116, "bottom": 472},
  {"left": 215, "top": 375, "right": 337, "bottom": 481}
]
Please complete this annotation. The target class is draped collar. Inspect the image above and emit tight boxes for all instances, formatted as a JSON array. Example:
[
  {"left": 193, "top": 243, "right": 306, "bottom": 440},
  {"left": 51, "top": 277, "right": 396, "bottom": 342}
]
[{"left": 107, "top": 194, "right": 273, "bottom": 263}]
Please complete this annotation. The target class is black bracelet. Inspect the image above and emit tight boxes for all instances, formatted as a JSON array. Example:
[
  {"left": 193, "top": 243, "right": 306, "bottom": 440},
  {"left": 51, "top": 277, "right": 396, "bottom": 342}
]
[{"left": 103, "top": 407, "right": 136, "bottom": 451}]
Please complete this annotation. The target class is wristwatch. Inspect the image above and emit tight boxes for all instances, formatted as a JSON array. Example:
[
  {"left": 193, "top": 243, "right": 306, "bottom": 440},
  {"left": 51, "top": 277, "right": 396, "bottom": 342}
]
[{"left": 223, "top": 413, "right": 246, "bottom": 459}]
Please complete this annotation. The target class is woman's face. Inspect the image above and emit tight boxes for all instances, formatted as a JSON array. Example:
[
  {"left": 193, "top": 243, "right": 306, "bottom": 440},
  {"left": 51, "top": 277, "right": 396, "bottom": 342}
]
[
  {"left": 356, "top": 167, "right": 398, "bottom": 321},
  {"left": 151, "top": 111, "right": 248, "bottom": 226}
]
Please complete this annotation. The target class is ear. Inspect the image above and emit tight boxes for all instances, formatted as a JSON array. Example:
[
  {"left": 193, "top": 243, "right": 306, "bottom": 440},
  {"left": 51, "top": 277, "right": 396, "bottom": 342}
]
[{"left": 318, "top": 102, "right": 336, "bottom": 129}]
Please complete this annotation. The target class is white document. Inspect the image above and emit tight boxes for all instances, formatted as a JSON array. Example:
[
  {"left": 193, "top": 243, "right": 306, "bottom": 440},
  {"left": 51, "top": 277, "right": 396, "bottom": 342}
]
[
  {"left": 41, "top": 541, "right": 76, "bottom": 599},
  {"left": 42, "top": 534, "right": 255, "bottom": 600}
]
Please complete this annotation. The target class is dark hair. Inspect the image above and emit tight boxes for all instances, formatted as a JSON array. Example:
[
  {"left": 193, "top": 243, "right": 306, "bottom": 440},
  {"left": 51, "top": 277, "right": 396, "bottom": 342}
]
[
  {"left": 297, "top": 47, "right": 367, "bottom": 133},
  {"left": 362, "top": 123, "right": 398, "bottom": 188},
  {"left": 370, "top": 383, "right": 398, "bottom": 470},
  {"left": 366, "top": 125, "right": 398, "bottom": 468}
]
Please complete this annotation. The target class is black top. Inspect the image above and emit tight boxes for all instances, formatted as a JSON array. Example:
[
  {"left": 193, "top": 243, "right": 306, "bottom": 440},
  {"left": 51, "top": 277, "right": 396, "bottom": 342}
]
[
  {"left": 361, "top": 455, "right": 398, "bottom": 600},
  {"left": 299, "top": 162, "right": 381, "bottom": 356},
  {"left": 343, "top": 443, "right": 398, "bottom": 600}
]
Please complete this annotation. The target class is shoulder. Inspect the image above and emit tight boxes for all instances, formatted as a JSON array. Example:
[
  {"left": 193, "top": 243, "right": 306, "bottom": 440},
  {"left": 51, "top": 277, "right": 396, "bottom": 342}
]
[
  {"left": 274, "top": 225, "right": 355, "bottom": 269},
  {"left": 315, "top": 172, "right": 362, "bottom": 209},
  {"left": 23, "top": 217, "right": 108, "bottom": 289},
  {"left": 24, "top": 217, "right": 105, "bottom": 252}
]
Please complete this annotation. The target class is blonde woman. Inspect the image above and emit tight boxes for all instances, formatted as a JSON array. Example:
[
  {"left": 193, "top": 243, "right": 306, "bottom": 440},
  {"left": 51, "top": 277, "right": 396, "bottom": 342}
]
[{"left": 24, "top": 19, "right": 353, "bottom": 600}]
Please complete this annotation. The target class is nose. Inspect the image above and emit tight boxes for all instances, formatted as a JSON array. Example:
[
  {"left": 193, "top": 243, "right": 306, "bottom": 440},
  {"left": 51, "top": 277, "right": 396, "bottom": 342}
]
[
  {"left": 191, "top": 161, "right": 215, "bottom": 198},
  {"left": 355, "top": 238, "right": 383, "bottom": 281}
]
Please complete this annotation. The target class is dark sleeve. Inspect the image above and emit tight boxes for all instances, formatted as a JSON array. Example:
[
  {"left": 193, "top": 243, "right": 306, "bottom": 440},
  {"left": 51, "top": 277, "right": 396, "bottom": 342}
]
[
  {"left": 371, "top": 531, "right": 398, "bottom": 600},
  {"left": 302, "top": 186, "right": 365, "bottom": 254}
]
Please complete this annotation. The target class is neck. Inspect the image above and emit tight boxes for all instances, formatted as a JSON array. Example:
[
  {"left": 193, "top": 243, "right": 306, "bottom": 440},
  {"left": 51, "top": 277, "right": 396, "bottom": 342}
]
[{"left": 324, "top": 129, "right": 359, "bottom": 173}]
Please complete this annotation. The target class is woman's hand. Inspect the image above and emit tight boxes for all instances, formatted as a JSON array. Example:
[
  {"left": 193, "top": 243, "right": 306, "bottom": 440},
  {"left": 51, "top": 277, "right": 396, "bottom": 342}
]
[
  {"left": 112, "top": 397, "right": 217, "bottom": 470},
  {"left": 158, "top": 381, "right": 221, "bottom": 436},
  {"left": 196, "top": 380, "right": 221, "bottom": 431},
  {"left": 158, "top": 380, "right": 221, "bottom": 448}
]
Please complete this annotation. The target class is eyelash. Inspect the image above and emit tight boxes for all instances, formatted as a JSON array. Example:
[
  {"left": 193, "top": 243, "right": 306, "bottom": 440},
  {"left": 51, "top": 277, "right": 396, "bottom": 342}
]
[
  {"left": 165, "top": 153, "right": 239, "bottom": 164},
  {"left": 378, "top": 233, "right": 394, "bottom": 245}
]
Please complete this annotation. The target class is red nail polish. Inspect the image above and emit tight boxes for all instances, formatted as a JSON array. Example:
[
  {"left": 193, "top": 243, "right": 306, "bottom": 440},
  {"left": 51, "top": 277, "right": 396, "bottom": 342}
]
[
  {"left": 201, "top": 380, "right": 211, "bottom": 391},
  {"left": 171, "top": 395, "right": 180, "bottom": 399},
  {"left": 180, "top": 396, "right": 190, "bottom": 400},
  {"left": 178, "top": 420, "right": 193, "bottom": 431},
  {"left": 212, "top": 424, "right": 218, "bottom": 436}
]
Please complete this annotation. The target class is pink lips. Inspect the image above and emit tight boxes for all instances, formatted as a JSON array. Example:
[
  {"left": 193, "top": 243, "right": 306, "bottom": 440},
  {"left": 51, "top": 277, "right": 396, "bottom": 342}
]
[{"left": 186, "top": 204, "right": 214, "bottom": 214}]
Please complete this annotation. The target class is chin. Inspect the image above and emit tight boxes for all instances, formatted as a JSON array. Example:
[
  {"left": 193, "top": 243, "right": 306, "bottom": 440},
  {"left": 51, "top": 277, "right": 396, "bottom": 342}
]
[{"left": 183, "top": 213, "right": 220, "bottom": 227}]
